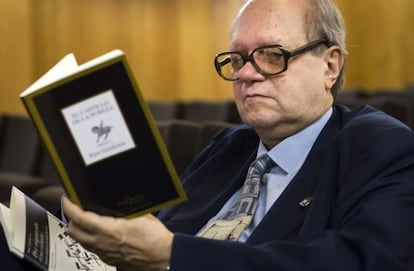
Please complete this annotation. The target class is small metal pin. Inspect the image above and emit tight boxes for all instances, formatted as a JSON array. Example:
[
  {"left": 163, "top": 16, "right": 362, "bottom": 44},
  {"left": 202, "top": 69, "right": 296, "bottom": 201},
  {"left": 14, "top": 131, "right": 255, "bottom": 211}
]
[{"left": 299, "top": 196, "right": 312, "bottom": 207}]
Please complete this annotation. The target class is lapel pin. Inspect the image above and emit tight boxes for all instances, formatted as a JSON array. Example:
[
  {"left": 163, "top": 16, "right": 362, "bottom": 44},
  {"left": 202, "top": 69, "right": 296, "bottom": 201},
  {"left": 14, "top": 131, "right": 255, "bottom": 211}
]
[{"left": 299, "top": 196, "right": 312, "bottom": 207}]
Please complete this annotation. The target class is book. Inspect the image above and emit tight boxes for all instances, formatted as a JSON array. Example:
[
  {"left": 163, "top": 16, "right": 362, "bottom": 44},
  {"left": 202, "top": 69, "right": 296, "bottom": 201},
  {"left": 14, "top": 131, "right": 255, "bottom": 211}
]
[
  {"left": 0, "top": 186, "right": 117, "bottom": 271},
  {"left": 20, "top": 49, "right": 186, "bottom": 218}
]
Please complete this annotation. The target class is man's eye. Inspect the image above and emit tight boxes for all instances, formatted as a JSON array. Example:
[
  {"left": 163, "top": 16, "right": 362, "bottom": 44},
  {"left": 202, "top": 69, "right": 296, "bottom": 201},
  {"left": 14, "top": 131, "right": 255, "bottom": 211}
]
[
  {"left": 256, "top": 49, "right": 283, "bottom": 64},
  {"left": 265, "top": 52, "right": 283, "bottom": 64},
  {"left": 231, "top": 56, "right": 244, "bottom": 70}
]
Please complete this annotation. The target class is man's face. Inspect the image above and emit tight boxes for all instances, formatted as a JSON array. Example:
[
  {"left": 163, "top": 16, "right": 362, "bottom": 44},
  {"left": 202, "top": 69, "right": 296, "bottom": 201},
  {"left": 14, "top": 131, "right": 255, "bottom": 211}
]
[{"left": 231, "top": 0, "right": 335, "bottom": 147}]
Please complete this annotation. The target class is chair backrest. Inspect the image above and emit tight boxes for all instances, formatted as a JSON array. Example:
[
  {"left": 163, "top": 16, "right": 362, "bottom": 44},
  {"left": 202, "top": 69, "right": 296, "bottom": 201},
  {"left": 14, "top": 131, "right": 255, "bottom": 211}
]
[
  {"left": 148, "top": 101, "right": 181, "bottom": 121},
  {"left": 0, "top": 114, "right": 41, "bottom": 174},
  {"left": 0, "top": 115, "right": 4, "bottom": 139},
  {"left": 195, "top": 121, "right": 235, "bottom": 155},
  {"left": 37, "top": 146, "right": 61, "bottom": 184},
  {"left": 156, "top": 119, "right": 236, "bottom": 176},
  {"left": 178, "top": 100, "right": 241, "bottom": 123},
  {"left": 156, "top": 120, "right": 202, "bottom": 176}
]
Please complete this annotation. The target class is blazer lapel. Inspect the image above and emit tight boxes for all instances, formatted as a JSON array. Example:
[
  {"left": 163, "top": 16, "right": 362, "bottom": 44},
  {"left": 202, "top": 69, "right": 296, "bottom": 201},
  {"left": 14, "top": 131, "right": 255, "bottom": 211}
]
[
  {"left": 247, "top": 165, "right": 319, "bottom": 244},
  {"left": 162, "top": 127, "right": 259, "bottom": 234},
  {"left": 248, "top": 106, "right": 344, "bottom": 244}
]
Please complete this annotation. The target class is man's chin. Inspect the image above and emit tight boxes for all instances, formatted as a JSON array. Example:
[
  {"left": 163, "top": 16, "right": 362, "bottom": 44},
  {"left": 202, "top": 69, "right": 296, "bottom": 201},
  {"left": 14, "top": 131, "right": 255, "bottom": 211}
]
[{"left": 242, "top": 114, "right": 277, "bottom": 129}]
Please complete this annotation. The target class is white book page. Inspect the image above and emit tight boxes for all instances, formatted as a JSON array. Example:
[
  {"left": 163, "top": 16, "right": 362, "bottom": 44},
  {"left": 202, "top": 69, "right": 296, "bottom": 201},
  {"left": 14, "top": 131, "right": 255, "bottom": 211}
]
[
  {"left": 0, "top": 203, "right": 12, "bottom": 250},
  {"left": 76, "top": 49, "right": 123, "bottom": 73},
  {"left": 20, "top": 49, "right": 124, "bottom": 97},
  {"left": 9, "top": 187, "right": 26, "bottom": 258},
  {"left": 20, "top": 53, "right": 79, "bottom": 97}
]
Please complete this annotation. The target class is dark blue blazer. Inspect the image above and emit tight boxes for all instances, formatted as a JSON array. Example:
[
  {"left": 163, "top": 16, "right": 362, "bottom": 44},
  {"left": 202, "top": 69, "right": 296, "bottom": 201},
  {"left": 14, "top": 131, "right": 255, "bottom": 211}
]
[{"left": 159, "top": 105, "right": 414, "bottom": 271}]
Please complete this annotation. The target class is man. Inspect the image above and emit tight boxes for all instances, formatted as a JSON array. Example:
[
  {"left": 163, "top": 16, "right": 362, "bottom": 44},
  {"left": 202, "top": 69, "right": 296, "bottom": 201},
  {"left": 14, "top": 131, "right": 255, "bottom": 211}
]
[
  {"left": 2, "top": 0, "right": 414, "bottom": 270},
  {"left": 62, "top": 0, "right": 414, "bottom": 270}
]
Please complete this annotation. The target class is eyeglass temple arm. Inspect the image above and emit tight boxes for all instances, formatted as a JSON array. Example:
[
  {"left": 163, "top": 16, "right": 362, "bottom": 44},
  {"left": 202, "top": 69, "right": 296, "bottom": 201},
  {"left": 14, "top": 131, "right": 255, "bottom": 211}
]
[
  {"left": 289, "top": 39, "right": 330, "bottom": 57},
  {"left": 215, "top": 57, "right": 231, "bottom": 72},
  {"left": 217, "top": 57, "right": 231, "bottom": 66}
]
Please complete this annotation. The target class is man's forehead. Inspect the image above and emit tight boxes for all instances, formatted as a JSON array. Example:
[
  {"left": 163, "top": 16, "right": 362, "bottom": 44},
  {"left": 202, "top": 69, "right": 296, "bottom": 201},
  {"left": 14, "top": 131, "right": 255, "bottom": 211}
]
[
  {"left": 234, "top": 0, "right": 306, "bottom": 32},
  {"left": 231, "top": 0, "right": 307, "bottom": 48},
  {"left": 238, "top": 0, "right": 306, "bottom": 15}
]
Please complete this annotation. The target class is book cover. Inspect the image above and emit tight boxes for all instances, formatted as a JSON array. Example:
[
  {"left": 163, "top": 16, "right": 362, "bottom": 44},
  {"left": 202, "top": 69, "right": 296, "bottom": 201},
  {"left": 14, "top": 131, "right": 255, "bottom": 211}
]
[
  {"left": 0, "top": 186, "right": 116, "bottom": 271},
  {"left": 20, "top": 50, "right": 186, "bottom": 218}
]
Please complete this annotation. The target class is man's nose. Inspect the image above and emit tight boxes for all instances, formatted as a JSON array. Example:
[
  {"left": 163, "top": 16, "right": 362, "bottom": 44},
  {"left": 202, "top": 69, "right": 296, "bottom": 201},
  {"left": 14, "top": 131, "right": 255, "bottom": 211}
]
[{"left": 237, "top": 61, "right": 265, "bottom": 81}]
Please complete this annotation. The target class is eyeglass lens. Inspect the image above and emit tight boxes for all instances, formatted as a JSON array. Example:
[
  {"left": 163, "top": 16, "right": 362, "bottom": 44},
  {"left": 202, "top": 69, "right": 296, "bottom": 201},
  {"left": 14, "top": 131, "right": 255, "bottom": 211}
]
[{"left": 216, "top": 47, "right": 285, "bottom": 80}]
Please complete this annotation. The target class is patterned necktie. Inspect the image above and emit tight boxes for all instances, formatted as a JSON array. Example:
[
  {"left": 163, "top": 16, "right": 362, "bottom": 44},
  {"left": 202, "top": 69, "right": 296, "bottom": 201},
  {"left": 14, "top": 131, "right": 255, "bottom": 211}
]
[{"left": 197, "top": 154, "right": 275, "bottom": 241}]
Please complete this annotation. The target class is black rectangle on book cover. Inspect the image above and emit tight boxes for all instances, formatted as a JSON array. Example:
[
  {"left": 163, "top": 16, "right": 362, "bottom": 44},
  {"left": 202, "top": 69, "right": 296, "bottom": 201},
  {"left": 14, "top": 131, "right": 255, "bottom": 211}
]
[
  {"left": 21, "top": 52, "right": 186, "bottom": 218},
  {"left": 24, "top": 196, "right": 50, "bottom": 270}
]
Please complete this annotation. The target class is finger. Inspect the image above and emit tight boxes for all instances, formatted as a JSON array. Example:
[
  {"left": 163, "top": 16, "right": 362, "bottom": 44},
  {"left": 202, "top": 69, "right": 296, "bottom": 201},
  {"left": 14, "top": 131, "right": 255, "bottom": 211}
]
[
  {"left": 62, "top": 196, "right": 104, "bottom": 234},
  {"left": 67, "top": 220, "right": 97, "bottom": 246},
  {"left": 63, "top": 197, "right": 126, "bottom": 247}
]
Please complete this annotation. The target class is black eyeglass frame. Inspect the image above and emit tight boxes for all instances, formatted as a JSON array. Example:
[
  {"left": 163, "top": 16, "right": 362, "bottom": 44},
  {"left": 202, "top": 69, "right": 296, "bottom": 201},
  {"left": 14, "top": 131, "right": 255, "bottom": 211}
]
[{"left": 214, "top": 38, "right": 330, "bottom": 81}]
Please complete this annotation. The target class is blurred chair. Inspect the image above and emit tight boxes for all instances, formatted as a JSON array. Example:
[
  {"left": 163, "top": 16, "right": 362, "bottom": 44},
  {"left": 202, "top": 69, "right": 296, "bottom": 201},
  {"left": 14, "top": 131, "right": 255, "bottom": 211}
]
[
  {"left": 195, "top": 121, "right": 235, "bottom": 155},
  {"left": 335, "top": 91, "right": 368, "bottom": 109},
  {"left": 156, "top": 120, "right": 202, "bottom": 176},
  {"left": 31, "top": 184, "right": 65, "bottom": 213},
  {"left": 378, "top": 96, "right": 413, "bottom": 129},
  {"left": 0, "top": 114, "right": 40, "bottom": 174},
  {"left": 148, "top": 101, "right": 180, "bottom": 121},
  {"left": 178, "top": 100, "right": 241, "bottom": 123},
  {"left": 0, "top": 115, "right": 4, "bottom": 138},
  {"left": 28, "top": 148, "right": 64, "bottom": 213},
  {"left": 0, "top": 114, "right": 50, "bottom": 203},
  {"left": 36, "top": 147, "right": 61, "bottom": 184}
]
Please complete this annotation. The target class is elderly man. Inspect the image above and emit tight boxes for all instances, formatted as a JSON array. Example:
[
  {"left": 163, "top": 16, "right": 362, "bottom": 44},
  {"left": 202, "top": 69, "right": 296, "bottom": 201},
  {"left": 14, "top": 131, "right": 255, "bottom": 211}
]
[{"left": 2, "top": 0, "right": 414, "bottom": 270}]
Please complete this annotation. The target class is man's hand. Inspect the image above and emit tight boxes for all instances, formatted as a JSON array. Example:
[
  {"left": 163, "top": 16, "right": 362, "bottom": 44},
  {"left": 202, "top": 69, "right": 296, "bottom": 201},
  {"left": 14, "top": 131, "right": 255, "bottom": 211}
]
[{"left": 62, "top": 196, "right": 173, "bottom": 271}]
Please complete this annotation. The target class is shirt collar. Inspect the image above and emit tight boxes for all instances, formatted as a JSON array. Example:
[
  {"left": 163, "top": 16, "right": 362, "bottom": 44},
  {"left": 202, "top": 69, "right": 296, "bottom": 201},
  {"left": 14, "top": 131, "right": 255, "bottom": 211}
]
[{"left": 257, "top": 107, "right": 333, "bottom": 173}]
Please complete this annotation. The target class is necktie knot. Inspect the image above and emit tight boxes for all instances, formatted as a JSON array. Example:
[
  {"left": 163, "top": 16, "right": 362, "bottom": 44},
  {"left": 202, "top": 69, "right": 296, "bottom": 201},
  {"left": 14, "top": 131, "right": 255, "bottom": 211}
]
[{"left": 250, "top": 154, "right": 275, "bottom": 176}]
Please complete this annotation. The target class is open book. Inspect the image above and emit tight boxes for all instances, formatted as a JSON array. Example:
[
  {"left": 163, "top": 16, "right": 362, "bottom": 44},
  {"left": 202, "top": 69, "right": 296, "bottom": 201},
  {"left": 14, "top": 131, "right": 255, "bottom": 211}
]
[
  {"left": 0, "top": 186, "right": 116, "bottom": 271},
  {"left": 20, "top": 50, "right": 186, "bottom": 218}
]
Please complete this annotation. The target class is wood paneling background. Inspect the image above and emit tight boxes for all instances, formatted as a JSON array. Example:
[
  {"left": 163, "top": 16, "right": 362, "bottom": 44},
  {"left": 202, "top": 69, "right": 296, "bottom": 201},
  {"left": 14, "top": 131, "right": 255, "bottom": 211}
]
[{"left": 1, "top": 0, "right": 414, "bottom": 114}]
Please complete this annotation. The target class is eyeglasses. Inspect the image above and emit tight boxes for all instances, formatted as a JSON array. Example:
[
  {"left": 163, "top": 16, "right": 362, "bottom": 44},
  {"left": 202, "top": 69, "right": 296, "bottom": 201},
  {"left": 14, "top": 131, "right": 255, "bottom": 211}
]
[{"left": 214, "top": 39, "right": 329, "bottom": 81}]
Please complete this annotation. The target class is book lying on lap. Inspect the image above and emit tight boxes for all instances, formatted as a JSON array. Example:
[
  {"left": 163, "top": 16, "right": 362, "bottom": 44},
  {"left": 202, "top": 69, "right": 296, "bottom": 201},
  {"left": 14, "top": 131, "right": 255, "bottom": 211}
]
[
  {"left": 20, "top": 49, "right": 186, "bottom": 218},
  {"left": 0, "top": 186, "right": 116, "bottom": 271}
]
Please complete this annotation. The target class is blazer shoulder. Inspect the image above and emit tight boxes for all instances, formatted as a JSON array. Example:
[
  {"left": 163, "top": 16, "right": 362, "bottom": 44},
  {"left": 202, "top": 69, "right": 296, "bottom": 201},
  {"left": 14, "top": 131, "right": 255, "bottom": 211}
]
[
  {"left": 335, "top": 104, "right": 412, "bottom": 132},
  {"left": 328, "top": 105, "right": 414, "bottom": 156},
  {"left": 201, "top": 123, "right": 259, "bottom": 152},
  {"left": 180, "top": 124, "right": 259, "bottom": 177}
]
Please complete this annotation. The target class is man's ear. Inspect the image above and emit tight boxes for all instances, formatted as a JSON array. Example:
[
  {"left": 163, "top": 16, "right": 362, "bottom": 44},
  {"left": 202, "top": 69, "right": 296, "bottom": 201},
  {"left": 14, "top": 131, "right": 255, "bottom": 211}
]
[{"left": 323, "top": 46, "right": 344, "bottom": 90}]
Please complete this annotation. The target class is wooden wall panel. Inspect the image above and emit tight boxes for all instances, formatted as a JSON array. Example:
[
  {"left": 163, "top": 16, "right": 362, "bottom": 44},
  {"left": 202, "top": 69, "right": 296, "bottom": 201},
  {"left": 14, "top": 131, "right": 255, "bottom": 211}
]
[
  {"left": 30, "top": 0, "right": 181, "bottom": 100},
  {"left": 400, "top": 1, "right": 414, "bottom": 85},
  {"left": 336, "top": 0, "right": 414, "bottom": 91},
  {"left": 0, "top": 0, "right": 33, "bottom": 114},
  {"left": 175, "top": 0, "right": 243, "bottom": 100},
  {"left": 1, "top": 0, "right": 414, "bottom": 114}
]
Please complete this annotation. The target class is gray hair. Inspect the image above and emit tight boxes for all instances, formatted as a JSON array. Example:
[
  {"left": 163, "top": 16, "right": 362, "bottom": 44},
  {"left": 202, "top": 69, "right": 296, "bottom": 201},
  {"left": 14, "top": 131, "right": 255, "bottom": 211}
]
[{"left": 304, "top": 0, "right": 347, "bottom": 96}]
